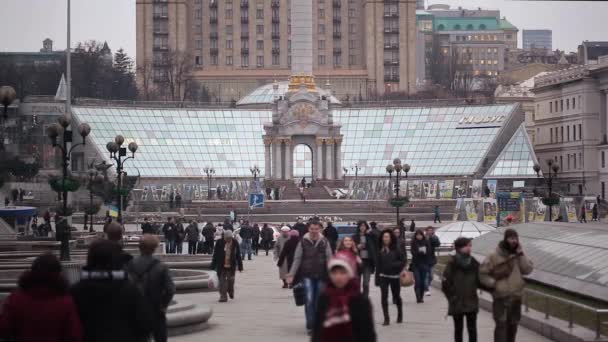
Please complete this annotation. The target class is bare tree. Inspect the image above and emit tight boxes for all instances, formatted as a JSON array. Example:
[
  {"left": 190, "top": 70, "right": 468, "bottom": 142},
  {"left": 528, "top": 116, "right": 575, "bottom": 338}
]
[
  {"left": 136, "top": 59, "right": 156, "bottom": 101},
  {"left": 164, "top": 50, "right": 193, "bottom": 101}
]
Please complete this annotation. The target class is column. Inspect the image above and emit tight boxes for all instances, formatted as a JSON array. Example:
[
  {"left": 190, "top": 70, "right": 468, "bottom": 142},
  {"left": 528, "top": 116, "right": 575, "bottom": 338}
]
[
  {"left": 274, "top": 139, "right": 283, "bottom": 180},
  {"left": 284, "top": 138, "right": 293, "bottom": 180},
  {"left": 325, "top": 138, "right": 334, "bottom": 180},
  {"left": 264, "top": 138, "right": 272, "bottom": 179},
  {"left": 316, "top": 138, "right": 325, "bottom": 180},
  {"left": 335, "top": 137, "right": 343, "bottom": 179}
]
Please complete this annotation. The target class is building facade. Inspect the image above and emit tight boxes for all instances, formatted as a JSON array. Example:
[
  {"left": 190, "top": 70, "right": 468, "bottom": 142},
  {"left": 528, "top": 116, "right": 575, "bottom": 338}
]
[
  {"left": 531, "top": 58, "right": 608, "bottom": 197},
  {"left": 523, "top": 29, "right": 552, "bottom": 50},
  {"left": 136, "top": 0, "right": 417, "bottom": 99},
  {"left": 578, "top": 41, "right": 608, "bottom": 65}
]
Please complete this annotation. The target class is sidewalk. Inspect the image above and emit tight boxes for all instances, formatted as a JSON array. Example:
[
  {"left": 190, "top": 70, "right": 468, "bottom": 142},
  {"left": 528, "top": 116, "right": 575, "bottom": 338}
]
[{"left": 173, "top": 253, "right": 550, "bottom": 342}]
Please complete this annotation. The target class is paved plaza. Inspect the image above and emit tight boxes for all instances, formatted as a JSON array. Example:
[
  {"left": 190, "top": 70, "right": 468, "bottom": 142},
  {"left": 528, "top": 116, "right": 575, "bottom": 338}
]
[{"left": 174, "top": 253, "right": 550, "bottom": 342}]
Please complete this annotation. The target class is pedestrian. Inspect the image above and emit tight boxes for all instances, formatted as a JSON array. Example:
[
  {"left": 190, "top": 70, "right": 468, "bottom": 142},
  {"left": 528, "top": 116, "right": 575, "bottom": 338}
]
[
  {"left": 410, "top": 219, "right": 416, "bottom": 233},
  {"left": 410, "top": 229, "right": 431, "bottom": 303},
  {"left": 287, "top": 219, "right": 333, "bottom": 335},
  {"left": 442, "top": 237, "right": 484, "bottom": 342},
  {"left": 71, "top": 240, "right": 153, "bottom": 342},
  {"left": 425, "top": 226, "right": 441, "bottom": 296},
  {"left": 369, "top": 221, "right": 381, "bottom": 241},
  {"left": 211, "top": 230, "right": 244, "bottom": 302},
  {"left": 393, "top": 227, "right": 408, "bottom": 259},
  {"left": 580, "top": 205, "right": 587, "bottom": 223},
  {"left": 434, "top": 205, "right": 442, "bottom": 223},
  {"left": 352, "top": 220, "right": 376, "bottom": 297},
  {"left": 3, "top": 197, "right": 8, "bottom": 207},
  {"left": 323, "top": 221, "right": 339, "bottom": 253},
  {"left": 0, "top": 254, "right": 83, "bottom": 342},
  {"left": 44, "top": 210, "right": 51, "bottom": 224},
  {"left": 261, "top": 223, "right": 274, "bottom": 256},
  {"left": 592, "top": 203, "right": 599, "bottom": 221},
  {"left": 223, "top": 218, "right": 234, "bottom": 231},
  {"left": 175, "top": 192, "right": 182, "bottom": 209},
  {"left": 274, "top": 226, "right": 291, "bottom": 288},
  {"left": 168, "top": 191, "right": 174, "bottom": 209},
  {"left": 266, "top": 187, "right": 272, "bottom": 200},
  {"left": 55, "top": 217, "right": 72, "bottom": 261},
  {"left": 301, "top": 177, "right": 306, "bottom": 189},
  {"left": 311, "top": 251, "right": 376, "bottom": 342},
  {"left": 185, "top": 220, "right": 200, "bottom": 255},
  {"left": 480, "top": 229, "right": 533, "bottom": 342},
  {"left": 252, "top": 223, "right": 261, "bottom": 255},
  {"left": 162, "top": 217, "right": 176, "bottom": 254},
  {"left": 126, "top": 235, "right": 176, "bottom": 342},
  {"left": 278, "top": 230, "right": 300, "bottom": 288},
  {"left": 375, "top": 229, "right": 406, "bottom": 326},
  {"left": 105, "top": 222, "right": 134, "bottom": 267},
  {"left": 202, "top": 222, "right": 216, "bottom": 255},
  {"left": 293, "top": 217, "right": 307, "bottom": 237},
  {"left": 141, "top": 217, "right": 154, "bottom": 234},
  {"left": 484, "top": 185, "right": 491, "bottom": 198},
  {"left": 239, "top": 221, "right": 254, "bottom": 260},
  {"left": 175, "top": 219, "right": 185, "bottom": 254}
]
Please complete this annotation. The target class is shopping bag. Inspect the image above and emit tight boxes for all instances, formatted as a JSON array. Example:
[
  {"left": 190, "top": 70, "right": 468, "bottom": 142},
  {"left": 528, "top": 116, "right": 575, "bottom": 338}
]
[
  {"left": 292, "top": 282, "right": 306, "bottom": 306},
  {"left": 400, "top": 270, "right": 415, "bottom": 287}
]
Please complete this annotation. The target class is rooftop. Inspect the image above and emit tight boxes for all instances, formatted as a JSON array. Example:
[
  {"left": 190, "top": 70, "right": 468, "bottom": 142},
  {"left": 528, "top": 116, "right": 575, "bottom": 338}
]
[
  {"left": 237, "top": 81, "right": 340, "bottom": 107},
  {"left": 499, "top": 18, "right": 518, "bottom": 31}
]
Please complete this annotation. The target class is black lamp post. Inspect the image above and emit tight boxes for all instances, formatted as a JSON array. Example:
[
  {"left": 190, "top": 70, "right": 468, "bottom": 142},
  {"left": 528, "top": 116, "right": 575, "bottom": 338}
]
[
  {"left": 351, "top": 164, "right": 361, "bottom": 180},
  {"left": 106, "top": 135, "right": 138, "bottom": 223},
  {"left": 533, "top": 159, "right": 560, "bottom": 221},
  {"left": 46, "top": 114, "right": 91, "bottom": 261},
  {"left": 86, "top": 168, "right": 102, "bottom": 232},
  {"left": 0, "top": 86, "right": 17, "bottom": 151},
  {"left": 386, "top": 158, "right": 410, "bottom": 234},
  {"left": 204, "top": 166, "right": 215, "bottom": 200}
]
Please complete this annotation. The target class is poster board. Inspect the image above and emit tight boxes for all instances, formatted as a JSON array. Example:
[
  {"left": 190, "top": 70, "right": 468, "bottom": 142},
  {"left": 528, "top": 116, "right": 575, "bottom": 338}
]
[
  {"left": 561, "top": 197, "right": 578, "bottom": 223},
  {"left": 439, "top": 180, "right": 454, "bottom": 199},
  {"left": 407, "top": 180, "right": 422, "bottom": 199},
  {"left": 497, "top": 192, "right": 524, "bottom": 226},
  {"left": 422, "top": 180, "right": 437, "bottom": 199},
  {"left": 464, "top": 199, "right": 480, "bottom": 221},
  {"left": 472, "top": 179, "right": 483, "bottom": 199},
  {"left": 486, "top": 180, "right": 498, "bottom": 198},
  {"left": 483, "top": 198, "right": 497, "bottom": 225}
]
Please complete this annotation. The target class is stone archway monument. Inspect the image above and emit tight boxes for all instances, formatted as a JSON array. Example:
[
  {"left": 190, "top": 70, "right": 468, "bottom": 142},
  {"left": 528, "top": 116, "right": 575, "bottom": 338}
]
[{"left": 263, "top": 0, "right": 342, "bottom": 182}]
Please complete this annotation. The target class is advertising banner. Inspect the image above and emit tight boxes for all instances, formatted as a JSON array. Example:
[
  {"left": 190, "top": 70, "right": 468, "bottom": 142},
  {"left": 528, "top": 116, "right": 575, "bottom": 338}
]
[
  {"left": 526, "top": 197, "right": 547, "bottom": 222},
  {"left": 439, "top": 180, "right": 454, "bottom": 198},
  {"left": 497, "top": 192, "right": 524, "bottom": 226},
  {"left": 472, "top": 179, "right": 483, "bottom": 199},
  {"left": 407, "top": 180, "right": 422, "bottom": 199},
  {"left": 486, "top": 180, "right": 498, "bottom": 198},
  {"left": 464, "top": 199, "right": 481, "bottom": 221},
  {"left": 483, "top": 198, "right": 497, "bottom": 225},
  {"left": 422, "top": 180, "right": 437, "bottom": 199}
]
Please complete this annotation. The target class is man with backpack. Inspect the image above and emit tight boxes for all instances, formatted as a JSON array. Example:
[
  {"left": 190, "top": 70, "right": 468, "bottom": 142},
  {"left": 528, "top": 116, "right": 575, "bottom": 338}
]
[{"left": 126, "top": 235, "right": 176, "bottom": 342}]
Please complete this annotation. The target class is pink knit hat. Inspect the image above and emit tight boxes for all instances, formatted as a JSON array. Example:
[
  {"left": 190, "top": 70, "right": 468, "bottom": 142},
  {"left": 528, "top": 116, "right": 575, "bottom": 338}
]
[{"left": 327, "top": 251, "right": 357, "bottom": 279}]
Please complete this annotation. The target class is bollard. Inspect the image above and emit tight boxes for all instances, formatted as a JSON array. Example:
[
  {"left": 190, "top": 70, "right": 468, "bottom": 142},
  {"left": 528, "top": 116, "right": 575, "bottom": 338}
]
[
  {"left": 568, "top": 305, "right": 573, "bottom": 329},
  {"left": 544, "top": 296, "right": 550, "bottom": 319}
]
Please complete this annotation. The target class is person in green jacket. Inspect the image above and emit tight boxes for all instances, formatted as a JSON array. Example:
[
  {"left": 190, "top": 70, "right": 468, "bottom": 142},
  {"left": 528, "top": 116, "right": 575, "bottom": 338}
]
[{"left": 442, "top": 237, "right": 483, "bottom": 342}]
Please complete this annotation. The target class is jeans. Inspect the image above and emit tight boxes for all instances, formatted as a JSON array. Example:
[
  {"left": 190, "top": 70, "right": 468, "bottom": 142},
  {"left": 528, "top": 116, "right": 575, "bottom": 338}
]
[
  {"left": 434, "top": 214, "right": 441, "bottom": 223},
  {"left": 165, "top": 240, "right": 175, "bottom": 254},
  {"left": 303, "top": 278, "right": 325, "bottom": 331},
  {"left": 241, "top": 239, "right": 253, "bottom": 259},
  {"left": 218, "top": 268, "right": 236, "bottom": 300},
  {"left": 453, "top": 312, "right": 477, "bottom": 342},
  {"left": 188, "top": 241, "right": 198, "bottom": 255},
  {"left": 412, "top": 264, "right": 429, "bottom": 301},
  {"left": 360, "top": 258, "right": 373, "bottom": 297},
  {"left": 152, "top": 312, "right": 168, "bottom": 342},
  {"left": 493, "top": 297, "right": 522, "bottom": 342},
  {"left": 379, "top": 277, "right": 402, "bottom": 322},
  {"left": 175, "top": 240, "right": 183, "bottom": 254},
  {"left": 426, "top": 264, "right": 435, "bottom": 291},
  {"left": 252, "top": 238, "right": 259, "bottom": 255}
]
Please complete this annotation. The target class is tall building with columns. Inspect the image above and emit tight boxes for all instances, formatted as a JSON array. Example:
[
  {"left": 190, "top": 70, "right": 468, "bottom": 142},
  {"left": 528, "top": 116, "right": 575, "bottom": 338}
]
[{"left": 136, "top": 0, "right": 417, "bottom": 100}]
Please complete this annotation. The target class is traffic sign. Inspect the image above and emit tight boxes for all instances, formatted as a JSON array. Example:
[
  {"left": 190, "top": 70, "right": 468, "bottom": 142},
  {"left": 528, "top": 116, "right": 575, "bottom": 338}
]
[{"left": 249, "top": 193, "right": 265, "bottom": 209}]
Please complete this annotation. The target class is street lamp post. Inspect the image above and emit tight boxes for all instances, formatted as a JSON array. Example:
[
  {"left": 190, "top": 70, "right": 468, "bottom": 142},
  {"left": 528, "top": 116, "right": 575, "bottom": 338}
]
[
  {"left": 204, "top": 167, "right": 215, "bottom": 200},
  {"left": 533, "top": 159, "right": 560, "bottom": 221},
  {"left": 351, "top": 164, "right": 361, "bottom": 180},
  {"left": 0, "top": 86, "right": 17, "bottom": 151},
  {"left": 106, "top": 135, "right": 138, "bottom": 223},
  {"left": 386, "top": 158, "right": 410, "bottom": 234},
  {"left": 86, "top": 168, "right": 101, "bottom": 232},
  {"left": 46, "top": 114, "right": 91, "bottom": 261}
]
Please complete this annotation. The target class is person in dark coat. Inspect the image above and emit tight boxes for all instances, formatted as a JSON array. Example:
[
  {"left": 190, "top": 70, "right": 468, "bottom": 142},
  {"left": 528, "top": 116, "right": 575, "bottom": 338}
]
[
  {"left": 175, "top": 192, "right": 182, "bottom": 209},
  {"left": 185, "top": 220, "right": 200, "bottom": 255},
  {"left": 71, "top": 240, "right": 153, "bottom": 342},
  {"left": 425, "top": 226, "right": 441, "bottom": 295},
  {"left": 352, "top": 220, "right": 376, "bottom": 297},
  {"left": 141, "top": 218, "right": 154, "bottom": 235},
  {"left": 261, "top": 223, "right": 274, "bottom": 256},
  {"left": 410, "top": 229, "right": 431, "bottom": 303},
  {"left": 252, "top": 223, "right": 261, "bottom": 255},
  {"left": 211, "top": 230, "right": 244, "bottom": 302},
  {"left": 312, "top": 251, "right": 376, "bottom": 342},
  {"left": 375, "top": 229, "right": 406, "bottom": 326},
  {"left": 0, "top": 254, "right": 83, "bottom": 342},
  {"left": 105, "top": 222, "right": 133, "bottom": 267},
  {"left": 277, "top": 230, "right": 300, "bottom": 288},
  {"left": 369, "top": 221, "right": 381, "bottom": 241},
  {"left": 410, "top": 219, "right": 416, "bottom": 233},
  {"left": 392, "top": 227, "right": 408, "bottom": 260},
  {"left": 202, "top": 222, "right": 216, "bottom": 255},
  {"left": 223, "top": 218, "right": 234, "bottom": 231},
  {"left": 442, "top": 237, "right": 483, "bottom": 342},
  {"left": 323, "top": 222, "right": 339, "bottom": 253},
  {"left": 162, "top": 217, "right": 176, "bottom": 254},
  {"left": 293, "top": 217, "right": 307, "bottom": 238},
  {"left": 174, "top": 219, "right": 186, "bottom": 254},
  {"left": 168, "top": 191, "right": 174, "bottom": 209},
  {"left": 239, "top": 221, "right": 254, "bottom": 260}
]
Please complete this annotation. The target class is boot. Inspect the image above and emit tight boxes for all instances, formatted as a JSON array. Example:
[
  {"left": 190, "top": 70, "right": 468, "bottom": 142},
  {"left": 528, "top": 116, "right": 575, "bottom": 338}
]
[
  {"left": 382, "top": 304, "right": 390, "bottom": 326},
  {"left": 396, "top": 303, "right": 403, "bottom": 323},
  {"left": 282, "top": 280, "right": 288, "bottom": 289}
]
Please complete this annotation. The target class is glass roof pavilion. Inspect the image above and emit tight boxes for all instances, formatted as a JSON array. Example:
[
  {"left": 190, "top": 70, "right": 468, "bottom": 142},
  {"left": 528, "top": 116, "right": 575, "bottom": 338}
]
[{"left": 72, "top": 103, "right": 535, "bottom": 179}]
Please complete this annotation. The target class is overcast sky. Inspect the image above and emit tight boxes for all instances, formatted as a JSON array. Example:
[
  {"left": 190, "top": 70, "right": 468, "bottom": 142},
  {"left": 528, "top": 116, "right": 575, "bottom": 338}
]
[{"left": 1, "top": 0, "right": 606, "bottom": 59}]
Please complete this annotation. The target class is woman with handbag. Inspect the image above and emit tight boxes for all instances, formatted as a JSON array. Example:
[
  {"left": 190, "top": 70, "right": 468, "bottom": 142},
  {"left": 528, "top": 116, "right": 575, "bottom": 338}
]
[
  {"left": 410, "top": 229, "right": 431, "bottom": 303},
  {"left": 375, "top": 229, "right": 406, "bottom": 326}
]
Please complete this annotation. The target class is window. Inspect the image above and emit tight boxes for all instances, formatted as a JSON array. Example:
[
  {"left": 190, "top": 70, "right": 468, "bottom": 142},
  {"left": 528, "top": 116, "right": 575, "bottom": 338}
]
[
  {"left": 272, "top": 39, "right": 279, "bottom": 49},
  {"left": 479, "top": 24, "right": 486, "bottom": 29},
  {"left": 333, "top": 54, "right": 341, "bottom": 66},
  {"left": 195, "top": 55, "right": 202, "bottom": 65},
  {"left": 572, "top": 97, "right": 576, "bottom": 109},
  {"left": 226, "top": 55, "right": 233, "bottom": 65},
  {"left": 573, "top": 126, "right": 577, "bottom": 140},
  {"left": 555, "top": 100, "right": 558, "bottom": 112},
  {"left": 555, "top": 127, "right": 558, "bottom": 142},
  {"left": 71, "top": 152, "right": 84, "bottom": 172},
  {"left": 454, "top": 24, "right": 461, "bottom": 30},
  {"left": 195, "top": 39, "right": 203, "bottom": 49},
  {"left": 211, "top": 54, "right": 218, "bottom": 65},
  {"left": 550, "top": 102, "right": 552, "bottom": 113},
  {"left": 560, "top": 99, "right": 564, "bottom": 112},
  {"left": 349, "top": 24, "right": 356, "bottom": 33},
  {"left": 256, "top": 40, "right": 264, "bottom": 50},
  {"left": 579, "top": 124, "right": 582, "bottom": 139},
  {"left": 566, "top": 98, "right": 570, "bottom": 110},
  {"left": 561, "top": 126, "right": 564, "bottom": 142},
  {"left": 437, "top": 24, "right": 445, "bottom": 30},
  {"left": 550, "top": 128, "right": 553, "bottom": 143},
  {"left": 506, "top": 34, "right": 512, "bottom": 39},
  {"left": 574, "top": 153, "right": 577, "bottom": 169},
  {"left": 580, "top": 152, "right": 583, "bottom": 168},
  {"left": 318, "top": 24, "right": 325, "bottom": 34},
  {"left": 349, "top": 8, "right": 356, "bottom": 17},
  {"left": 272, "top": 54, "right": 279, "bottom": 65},
  {"left": 210, "top": 38, "right": 218, "bottom": 48},
  {"left": 226, "top": 40, "right": 233, "bottom": 49},
  {"left": 567, "top": 154, "right": 571, "bottom": 169},
  {"left": 567, "top": 126, "right": 570, "bottom": 141},
  {"left": 241, "top": 54, "right": 249, "bottom": 67},
  {"left": 318, "top": 54, "right": 326, "bottom": 65},
  {"left": 349, "top": 54, "right": 356, "bottom": 65},
  {"left": 603, "top": 151, "right": 605, "bottom": 168},
  {"left": 466, "top": 24, "right": 473, "bottom": 30},
  {"left": 349, "top": 39, "right": 357, "bottom": 49},
  {"left": 318, "top": 40, "right": 325, "bottom": 50},
  {"left": 226, "top": 25, "right": 233, "bottom": 35},
  {"left": 256, "top": 25, "right": 264, "bottom": 34},
  {"left": 241, "top": 39, "right": 249, "bottom": 49},
  {"left": 256, "top": 9, "right": 263, "bottom": 19},
  {"left": 256, "top": 55, "right": 264, "bottom": 67},
  {"left": 226, "top": 9, "right": 233, "bottom": 18},
  {"left": 318, "top": 9, "right": 325, "bottom": 18},
  {"left": 560, "top": 156, "right": 563, "bottom": 171}
]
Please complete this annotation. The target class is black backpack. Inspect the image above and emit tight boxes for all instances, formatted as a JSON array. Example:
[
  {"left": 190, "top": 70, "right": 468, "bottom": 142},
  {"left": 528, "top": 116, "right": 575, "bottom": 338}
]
[{"left": 129, "top": 259, "right": 160, "bottom": 299}]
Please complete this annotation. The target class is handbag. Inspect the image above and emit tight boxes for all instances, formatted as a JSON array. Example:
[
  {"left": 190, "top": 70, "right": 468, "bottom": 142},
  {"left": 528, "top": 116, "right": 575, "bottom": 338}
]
[
  {"left": 400, "top": 270, "right": 415, "bottom": 287},
  {"left": 292, "top": 282, "right": 306, "bottom": 306}
]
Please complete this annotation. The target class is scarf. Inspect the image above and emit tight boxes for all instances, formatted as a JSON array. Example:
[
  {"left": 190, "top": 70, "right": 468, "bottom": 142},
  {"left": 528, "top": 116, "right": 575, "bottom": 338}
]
[
  {"left": 322, "top": 281, "right": 359, "bottom": 329},
  {"left": 454, "top": 252, "right": 472, "bottom": 268}
]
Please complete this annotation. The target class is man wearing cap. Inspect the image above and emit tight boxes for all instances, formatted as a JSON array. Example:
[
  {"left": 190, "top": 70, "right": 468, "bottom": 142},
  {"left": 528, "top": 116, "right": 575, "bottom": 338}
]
[
  {"left": 480, "top": 228, "right": 533, "bottom": 342},
  {"left": 211, "top": 230, "right": 244, "bottom": 302},
  {"left": 274, "top": 226, "right": 291, "bottom": 288}
]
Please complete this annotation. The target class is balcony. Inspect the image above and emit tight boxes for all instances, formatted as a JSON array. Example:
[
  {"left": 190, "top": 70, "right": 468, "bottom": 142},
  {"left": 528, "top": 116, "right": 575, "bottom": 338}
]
[
  {"left": 210, "top": 48, "right": 219, "bottom": 55},
  {"left": 333, "top": 16, "right": 341, "bottom": 23},
  {"left": 383, "top": 59, "right": 399, "bottom": 65},
  {"left": 271, "top": 0, "right": 280, "bottom": 7},
  {"left": 209, "top": 32, "right": 219, "bottom": 39},
  {"left": 241, "top": 0, "right": 249, "bottom": 7},
  {"left": 210, "top": 17, "right": 218, "bottom": 24},
  {"left": 384, "top": 74, "right": 400, "bottom": 82},
  {"left": 241, "top": 32, "right": 249, "bottom": 39},
  {"left": 272, "top": 47, "right": 280, "bottom": 54},
  {"left": 241, "top": 17, "right": 249, "bottom": 24},
  {"left": 332, "top": 31, "right": 341, "bottom": 39},
  {"left": 153, "top": 45, "right": 169, "bottom": 51},
  {"left": 241, "top": 48, "right": 249, "bottom": 55},
  {"left": 384, "top": 27, "right": 399, "bottom": 34},
  {"left": 209, "top": 0, "right": 217, "bottom": 8},
  {"left": 153, "top": 13, "right": 169, "bottom": 19},
  {"left": 383, "top": 12, "right": 399, "bottom": 17},
  {"left": 332, "top": 0, "right": 341, "bottom": 7},
  {"left": 384, "top": 43, "right": 399, "bottom": 49},
  {"left": 272, "top": 32, "right": 280, "bottom": 39},
  {"left": 272, "top": 16, "right": 280, "bottom": 23},
  {"left": 333, "top": 48, "right": 342, "bottom": 54}
]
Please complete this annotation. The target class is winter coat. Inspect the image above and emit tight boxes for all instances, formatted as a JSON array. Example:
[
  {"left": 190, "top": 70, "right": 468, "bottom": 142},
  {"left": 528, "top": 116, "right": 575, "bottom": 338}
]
[
  {"left": 185, "top": 224, "right": 200, "bottom": 242},
  {"left": 175, "top": 223, "right": 186, "bottom": 242},
  {"left": 239, "top": 225, "right": 254, "bottom": 240},
  {"left": 293, "top": 222, "right": 307, "bottom": 238},
  {"left": 375, "top": 247, "right": 406, "bottom": 277},
  {"left": 202, "top": 224, "right": 215, "bottom": 241},
  {"left": 126, "top": 255, "right": 176, "bottom": 314},
  {"left": 427, "top": 234, "right": 441, "bottom": 265},
  {"left": 274, "top": 234, "right": 290, "bottom": 279},
  {"left": 162, "top": 223, "right": 175, "bottom": 241},
  {"left": 252, "top": 226, "right": 261, "bottom": 242},
  {"left": 312, "top": 291, "right": 376, "bottom": 342},
  {"left": 352, "top": 233, "right": 377, "bottom": 270},
  {"left": 261, "top": 227, "right": 274, "bottom": 242},
  {"left": 211, "top": 239, "right": 244, "bottom": 273},
  {"left": 410, "top": 238, "right": 432, "bottom": 270},
  {"left": 323, "top": 224, "right": 339, "bottom": 251},
  {"left": 277, "top": 237, "right": 299, "bottom": 273},
  {"left": 0, "top": 271, "right": 83, "bottom": 342},
  {"left": 441, "top": 254, "right": 482, "bottom": 315},
  {"left": 289, "top": 233, "right": 333, "bottom": 282},
  {"left": 479, "top": 242, "right": 534, "bottom": 299},
  {"left": 71, "top": 270, "right": 153, "bottom": 342},
  {"left": 141, "top": 222, "right": 154, "bottom": 234}
]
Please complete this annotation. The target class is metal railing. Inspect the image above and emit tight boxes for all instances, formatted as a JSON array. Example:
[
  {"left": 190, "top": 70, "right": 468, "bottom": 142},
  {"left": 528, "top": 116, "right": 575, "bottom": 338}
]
[{"left": 522, "top": 288, "right": 608, "bottom": 340}]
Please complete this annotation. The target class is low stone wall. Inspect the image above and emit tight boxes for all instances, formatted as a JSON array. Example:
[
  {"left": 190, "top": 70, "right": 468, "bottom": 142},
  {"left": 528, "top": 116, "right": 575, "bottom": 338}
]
[{"left": 167, "top": 301, "right": 213, "bottom": 336}]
